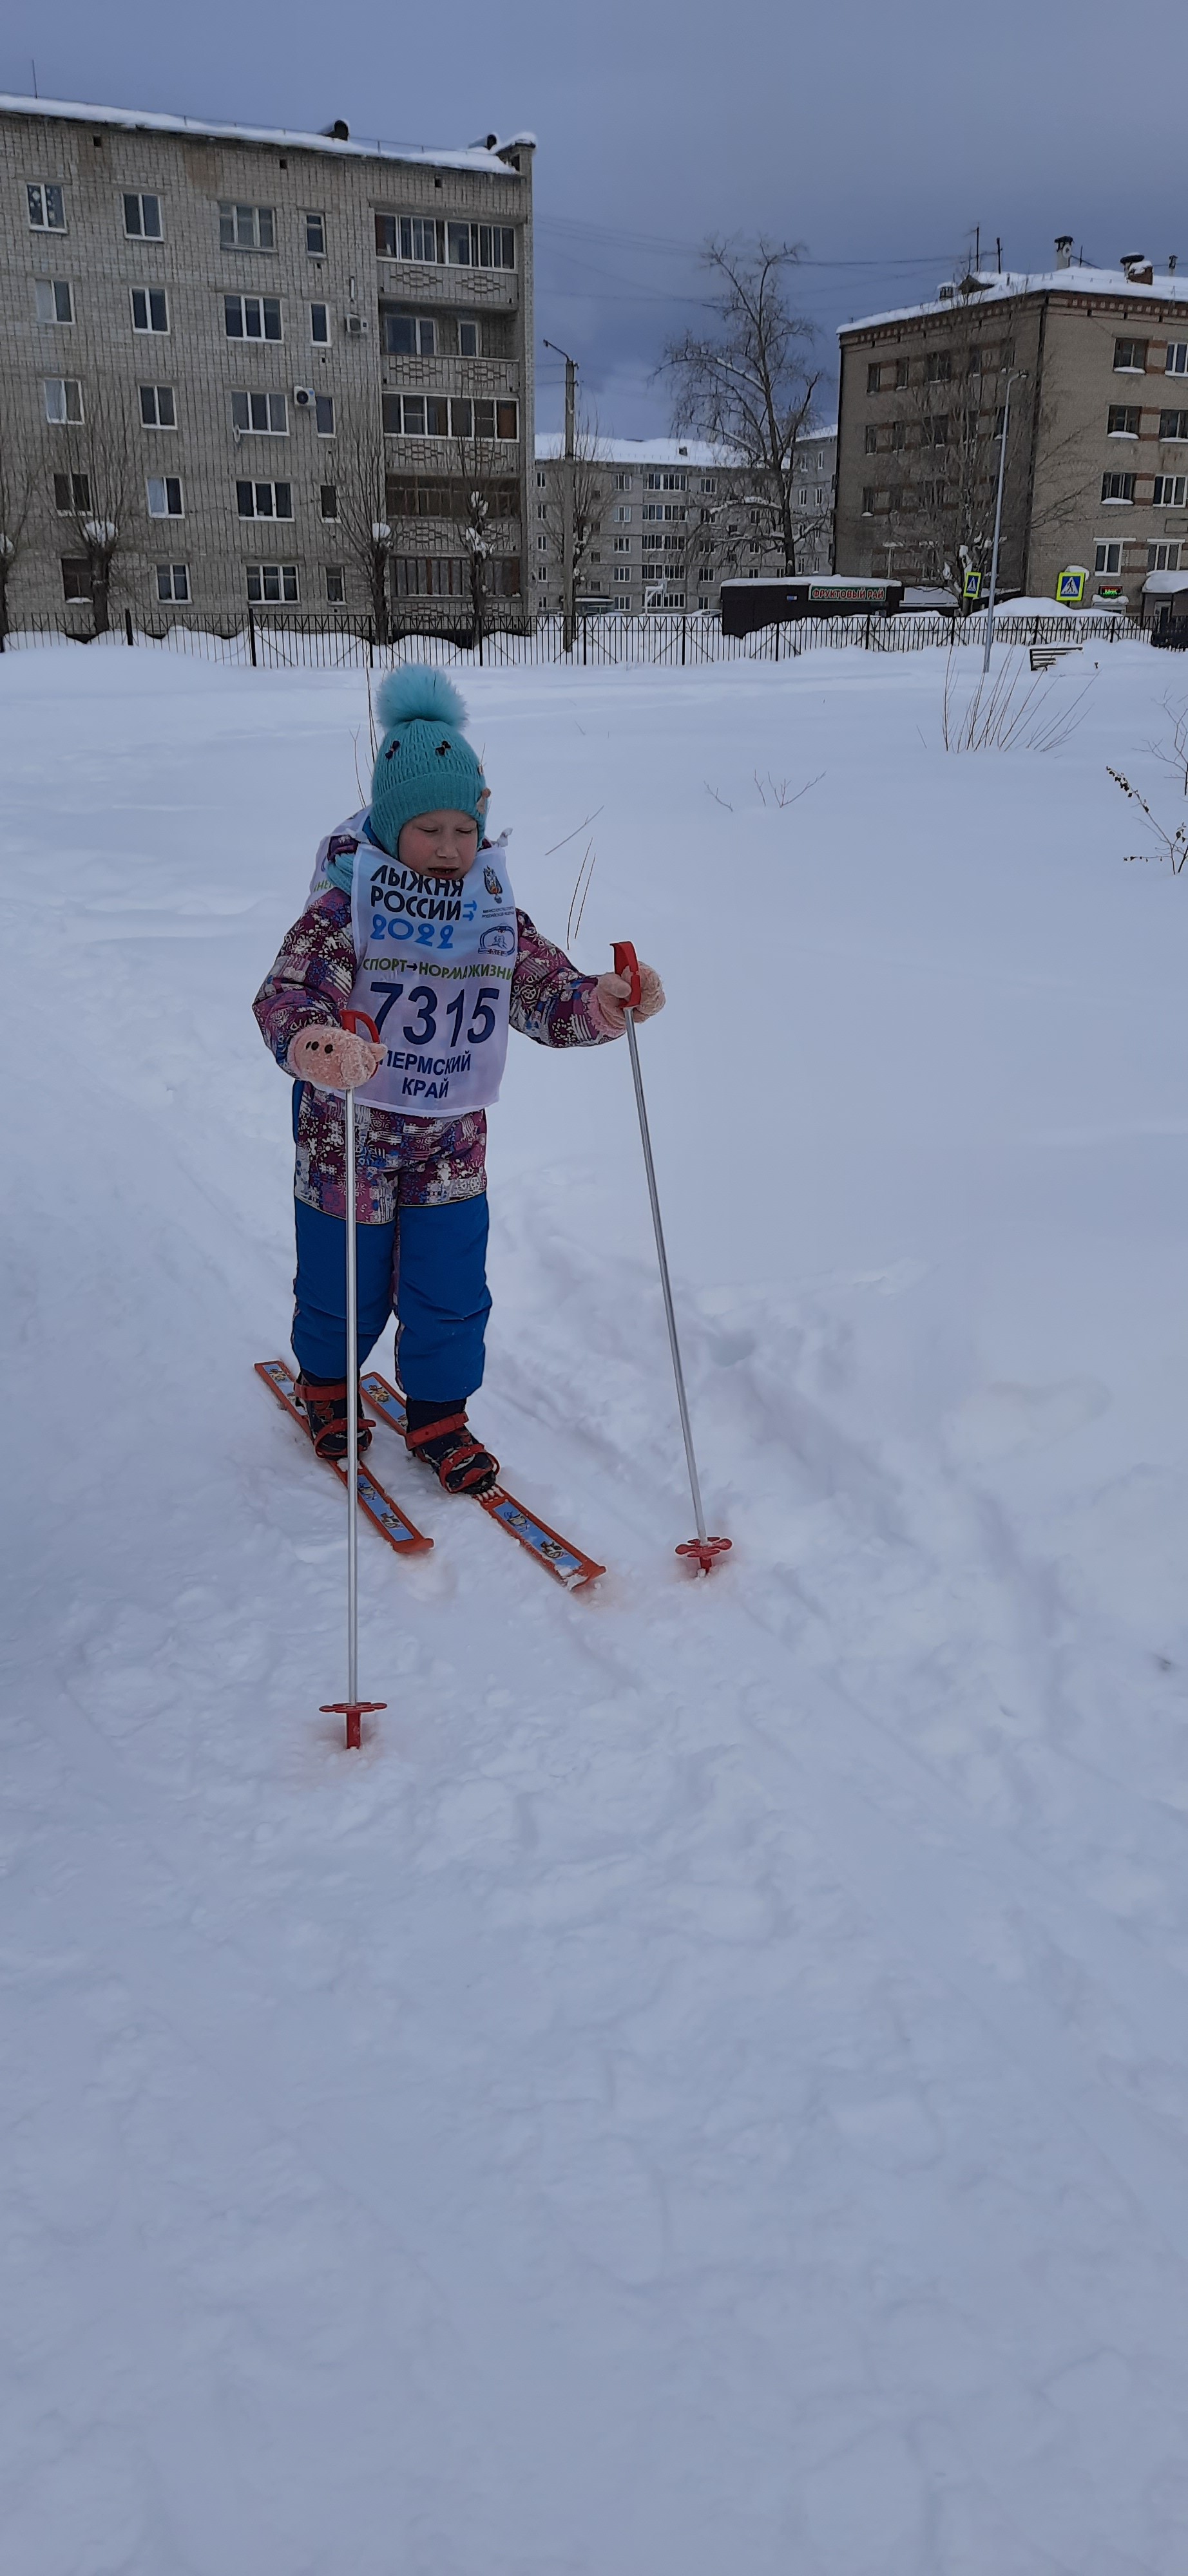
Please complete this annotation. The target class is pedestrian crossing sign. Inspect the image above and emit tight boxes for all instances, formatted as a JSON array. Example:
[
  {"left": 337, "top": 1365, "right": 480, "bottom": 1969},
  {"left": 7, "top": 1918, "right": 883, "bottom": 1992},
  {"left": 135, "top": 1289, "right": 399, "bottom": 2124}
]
[
  {"left": 963, "top": 569, "right": 982, "bottom": 600},
  {"left": 1055, "top": 567, "right": 1088, "bottom": 605}
]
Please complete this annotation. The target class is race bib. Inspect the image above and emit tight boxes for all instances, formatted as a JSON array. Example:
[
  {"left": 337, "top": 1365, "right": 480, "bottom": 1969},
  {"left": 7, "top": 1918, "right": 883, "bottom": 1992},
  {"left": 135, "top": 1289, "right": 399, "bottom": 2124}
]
[{"left": 344, "top": 818, "right": 517, "bottom": 1116}]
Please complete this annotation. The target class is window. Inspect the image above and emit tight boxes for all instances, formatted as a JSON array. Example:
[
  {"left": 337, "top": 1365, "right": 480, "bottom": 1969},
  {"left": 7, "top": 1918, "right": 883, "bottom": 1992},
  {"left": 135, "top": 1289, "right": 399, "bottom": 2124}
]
[
  {"left": 305, "top": 211, "right": 325, "bottom": 256},
  {"left": 34, "top": 279, "right": 73, "bottom": 324},
  {"left": 320, "top": 484, "right": 338, "bottom": 519},
  {"left": 446, "top": 221, "right": 515, "bottom": 269},
  {"left": 864, "top": 424, "right": 878, "bottom": 453},
  {"left": 1114, "top": 338, "right": 1148, "bottom": 372},
  {"left": 246, "top": 564, "right": 300, "bottom": 603},
  {"left": 53, "top": 472, "right": 90, "bottom": 513},
  {"left": 61, "top": 558, "right": 91, "bottom": 601},
  {"left": 536, "top": 533, "right": 548, "bottom": 551},
  {"left": 613, "top": 565, "right": 631, "bottom": 582},
  {"left": 43, "top": 377, "right": 83, "bottom": 424},
  {"left": 1107, "top": 405, "right": 1141, "bottom": 436},
  {"left": 613, "top": 473, "right": 634, "bottom": 491},
  {"left": 642, "top": 502, "right": 686, "bottom": 521},
  {"left": 928, "top": 414, "right": 950, "bottom": 445},
  {"left": 646, "top": 471, "right": 687, "bottom": 489},
  {"left": 27, "top": 183, "right": 65, "bottom": 231},
  {"left": 926, "top": 352, "right": 952, "bottom": 382},
  {"left": 1101, "top": 471, "right": 1135, "bottom": 502},
  {"left": 458, "top": 319, "right": 479, "bottom": 356},
  {"left": 701, "top": 475, "right": 717, "bottom": 494},
  {"left": 1149, "top": 542, "right": 1182, "bottom": 571},
  {"left": 894, "top": 358, "right": 910, "bottom": 389},
  {"left": 155, "top": 563, "right": 189, "bottom": 601},
  {"left": 867, "top": 361, "right": 882, "bottom": 393},
  {"left": 315, "top": 393, "right": 335, "bottom": 436},
  {"left": 613, "top": 535, "right": 631, "bottom": 551},
  {"left": 383, "top": 393, "right": 518, "bottom": 439},
  {"left": 966, "top": 348, "right": 983, "bottom": 376},
  {"left": 383, "top": 310, "right": 437, "bottom": 355},
  {"left": 861, "top": 486, "right": 875, "bottom": 515},
  {"left": 123, "top": 193, "right": 162, "bottom": 238},
  {"left": 1095, "top": 540, "right": 1122, "bottom": 574},
  {"left": 225, "top": 295, "right": 282, "bottom": 340},
  {"left": 325, "top": 564, "right": 345, "bottom": 601},
  {"left": 612, "top": 504, "right": 632, "bottom": 523},
  {"left": 139, "top": 383, "right": 176, "bottom": 427},
  {"left": 147, "top": 475, "right": 184, "bottom": 517},
  {"left": 220, "top": 201, "right": 275, "bottom": 251},
  {"left": 1160, "top": 410, "right": 1188, "bottom": 441},
  {"left": 1167, "top": 344, "right": 1188, "bottom": 376},
  {"left": 376, "top": 212, "right": 440, "bottom": 261},
  {"left": 798, "top": 487, "right": 810, "bottom": 504},
  {"left": 131, "top": 287, "right": 169, "bottom": 334},
  {"left": 309, "top": 302, "right": 329, "bottom": 343},
  {"left": 236, "top": 479, "right": 293, "bottom": 518},
  {"left": 232, "top": 390, "right": 289, "bottom": 435},
  {"left": 1154, "top": 475, "right": 1188, "bottom": 506},
  {"left": 536, "top": 469, "right": 547, "bottom": 488}
]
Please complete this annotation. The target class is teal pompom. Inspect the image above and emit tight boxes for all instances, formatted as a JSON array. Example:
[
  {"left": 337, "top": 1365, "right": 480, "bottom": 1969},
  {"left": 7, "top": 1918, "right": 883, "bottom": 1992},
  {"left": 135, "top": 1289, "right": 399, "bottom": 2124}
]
[{"left": 373, "top": 666, "right": 468, "bottom": 732}]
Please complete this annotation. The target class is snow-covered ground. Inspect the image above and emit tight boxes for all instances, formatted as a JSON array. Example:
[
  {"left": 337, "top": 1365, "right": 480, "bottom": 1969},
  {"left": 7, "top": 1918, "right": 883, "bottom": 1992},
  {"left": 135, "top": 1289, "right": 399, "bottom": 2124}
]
[{"left": 6, "top": 638, "right": 1188, "bottom": 2575}]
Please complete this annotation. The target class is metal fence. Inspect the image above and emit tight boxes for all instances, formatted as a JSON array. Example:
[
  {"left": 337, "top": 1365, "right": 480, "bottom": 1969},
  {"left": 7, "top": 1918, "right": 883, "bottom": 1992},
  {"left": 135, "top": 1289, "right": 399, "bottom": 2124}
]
[{"left": 0, "top": 604, "right": 1147, "bottom": 668}]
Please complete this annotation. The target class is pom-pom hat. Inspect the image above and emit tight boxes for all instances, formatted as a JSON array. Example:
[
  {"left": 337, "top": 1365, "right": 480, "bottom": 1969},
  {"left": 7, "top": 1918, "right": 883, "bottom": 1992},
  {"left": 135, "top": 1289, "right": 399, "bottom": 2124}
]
[{"left": 369, "top": 667, "right": 488, "bottom": 859}]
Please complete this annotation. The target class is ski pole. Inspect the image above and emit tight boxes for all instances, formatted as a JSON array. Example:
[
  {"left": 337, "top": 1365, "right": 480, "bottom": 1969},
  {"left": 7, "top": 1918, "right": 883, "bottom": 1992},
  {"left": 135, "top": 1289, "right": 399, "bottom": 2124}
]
[
  {"left": 612, "top": 942, "right": 731, "bottom": 1575},
  {"left": 318, "top": 1010, "right": 387, "bottom": 1749}
]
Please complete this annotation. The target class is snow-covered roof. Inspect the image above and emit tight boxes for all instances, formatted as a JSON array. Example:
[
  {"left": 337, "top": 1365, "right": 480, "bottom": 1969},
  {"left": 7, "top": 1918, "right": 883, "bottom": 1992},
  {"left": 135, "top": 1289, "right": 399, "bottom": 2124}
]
[
  {"left": 535, "top": 428, "right": 837, "bottom": 468},
  {"left": 0, "top": 92, "right": 532, "bottom": 175},
  {"left": 842, "top": 266, "right": 1188, "bottom": 337}
]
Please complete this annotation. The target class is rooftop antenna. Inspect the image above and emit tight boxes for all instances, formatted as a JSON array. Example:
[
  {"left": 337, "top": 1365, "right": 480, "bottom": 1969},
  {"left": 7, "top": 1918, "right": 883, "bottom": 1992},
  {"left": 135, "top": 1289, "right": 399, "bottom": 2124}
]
[
  {"left": 975, "top": 225, "right": 981, "bottom": 271},
  {"left": 996, "top": 236, "right": 1002, "bottom": 273},
  {"left": 30, "top": 56, "right": 38, "bottom": 96}
]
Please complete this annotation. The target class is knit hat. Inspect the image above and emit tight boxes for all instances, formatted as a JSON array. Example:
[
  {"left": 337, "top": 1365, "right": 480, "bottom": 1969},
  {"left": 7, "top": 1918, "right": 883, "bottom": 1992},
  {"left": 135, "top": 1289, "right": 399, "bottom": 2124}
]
[{"left": 369, "top": 667, "right": 488, "bottom": 858}]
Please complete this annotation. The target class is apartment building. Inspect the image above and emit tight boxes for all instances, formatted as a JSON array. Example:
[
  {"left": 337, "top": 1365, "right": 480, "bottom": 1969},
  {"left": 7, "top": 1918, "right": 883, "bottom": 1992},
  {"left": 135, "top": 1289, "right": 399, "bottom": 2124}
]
[
  {"left": 0, "top": 93, "right": 534, "bottom": 625},
  {"left": 532, "top": 430, "right": 836, "bottom": 612},
  {"left": 835, "top": 246, "right": 1188, "bottom": 610}
]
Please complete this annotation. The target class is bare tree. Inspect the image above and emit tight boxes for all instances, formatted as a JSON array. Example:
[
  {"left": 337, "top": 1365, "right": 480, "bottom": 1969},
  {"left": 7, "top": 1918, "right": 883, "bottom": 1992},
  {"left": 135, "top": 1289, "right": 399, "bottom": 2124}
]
[
  {"left": 452, "top": 431, "right": 520, "bottom": 649},
  {"left": 663, "top": 240, "right": 823, "bottom": 574},
  {"left": 49, "top": 388, "right": 135, "bottom": 633},
  {"left": 334, "top": 415, "right": 394, "bottom": 644},
  {"left": 867, "top": 322, "right": 1090, "bottom": 600},
  {"left": 542, "top": 413, "right": 610, "bottom": 648},
  {"left": 0, "top": 403, "right": 35, "bottom": 648}
]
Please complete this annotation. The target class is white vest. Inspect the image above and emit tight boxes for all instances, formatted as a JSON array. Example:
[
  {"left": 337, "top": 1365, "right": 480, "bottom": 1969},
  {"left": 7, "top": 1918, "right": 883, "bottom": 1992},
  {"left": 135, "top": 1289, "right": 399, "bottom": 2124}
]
[{"left": 332, "top": 813, "right": 517, "bottom": 1117}]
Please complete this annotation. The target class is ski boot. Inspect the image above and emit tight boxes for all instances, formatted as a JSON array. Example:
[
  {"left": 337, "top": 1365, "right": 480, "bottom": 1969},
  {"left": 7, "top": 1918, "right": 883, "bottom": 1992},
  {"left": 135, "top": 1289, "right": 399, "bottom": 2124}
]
[
  {"left": 296, "top": 1374, "right": 373, "bottom": 1462},
  {"left": 404, "top": 1400, "right": 499, "bottom": 1497}
]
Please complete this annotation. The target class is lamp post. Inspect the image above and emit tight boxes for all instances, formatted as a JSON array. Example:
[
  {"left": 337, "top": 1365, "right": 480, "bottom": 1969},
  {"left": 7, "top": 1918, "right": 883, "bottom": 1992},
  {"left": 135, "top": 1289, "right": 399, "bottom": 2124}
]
[{"left": 982, "top": 366, "right": 1029, "bottom": 674}]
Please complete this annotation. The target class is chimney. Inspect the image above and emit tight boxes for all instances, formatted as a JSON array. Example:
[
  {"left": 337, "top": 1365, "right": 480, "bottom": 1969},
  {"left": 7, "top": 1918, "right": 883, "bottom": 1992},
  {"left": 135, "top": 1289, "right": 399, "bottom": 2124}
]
[
  {"left": 1170, "top": 255, "right": 1179, "bottom": 276},
  {"left": 321, "top": 119, "right": 350, "bottom": 141},
  {"left": 1120, "top": 252, "right": 1153, "bottom": 283},
  {"left": 1054, "top": 235, "right": 1073, "bottom": 269}
]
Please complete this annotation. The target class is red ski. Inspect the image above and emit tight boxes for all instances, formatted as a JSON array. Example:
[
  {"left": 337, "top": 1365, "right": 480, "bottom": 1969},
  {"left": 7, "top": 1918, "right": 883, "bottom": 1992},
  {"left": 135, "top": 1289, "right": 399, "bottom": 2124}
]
[
  {"left": 360, "top": 1370, "right": 605, "bottom": 1593},
  {"left": 256, "top": 1360, "right": 433, "bottom": 1557}
]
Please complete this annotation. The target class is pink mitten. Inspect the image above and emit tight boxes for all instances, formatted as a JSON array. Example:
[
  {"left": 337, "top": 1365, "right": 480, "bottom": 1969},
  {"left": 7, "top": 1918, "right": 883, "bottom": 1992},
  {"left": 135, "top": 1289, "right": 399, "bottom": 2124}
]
[
  {"left": 591, "top": 961, "right": 666, "bottom": 1037},
  {"left": 288, "top": 1024, "right": 382, "bottom": 1089}
]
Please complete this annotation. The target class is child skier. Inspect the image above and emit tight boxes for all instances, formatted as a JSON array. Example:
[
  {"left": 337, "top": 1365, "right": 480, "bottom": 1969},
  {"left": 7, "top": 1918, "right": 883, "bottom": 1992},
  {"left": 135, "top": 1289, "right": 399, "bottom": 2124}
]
[{"left": 253, "top": 667, "right": 664, "bottom": 1496}]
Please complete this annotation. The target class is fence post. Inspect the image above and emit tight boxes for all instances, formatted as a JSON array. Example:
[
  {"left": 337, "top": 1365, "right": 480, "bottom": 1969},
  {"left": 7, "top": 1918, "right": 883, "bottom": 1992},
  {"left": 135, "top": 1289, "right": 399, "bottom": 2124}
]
[
  {"left": 368, "top": 618, "right": 374, "bottom": 668},
  {"left": 582, "top": 615, "right": 588, "bottom": 668},
  {"left": 681, "top": 614, "right": 687, "bottom": 667},
  {"left": 124, "top": 607, "right": 134, "bottom": 647}
]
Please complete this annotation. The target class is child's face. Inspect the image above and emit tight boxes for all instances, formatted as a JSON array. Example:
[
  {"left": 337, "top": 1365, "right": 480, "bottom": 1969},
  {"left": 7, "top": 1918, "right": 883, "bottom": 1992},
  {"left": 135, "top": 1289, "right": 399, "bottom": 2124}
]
[{"left": 398, "top": 810, "right": 479, "bottom": 876}]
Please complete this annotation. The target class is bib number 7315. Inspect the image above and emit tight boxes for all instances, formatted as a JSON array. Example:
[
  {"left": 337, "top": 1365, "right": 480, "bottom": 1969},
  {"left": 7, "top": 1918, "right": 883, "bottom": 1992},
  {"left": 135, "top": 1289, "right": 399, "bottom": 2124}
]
[{"left": 369, "top": 980, "right": 501, "bottom": 1046}]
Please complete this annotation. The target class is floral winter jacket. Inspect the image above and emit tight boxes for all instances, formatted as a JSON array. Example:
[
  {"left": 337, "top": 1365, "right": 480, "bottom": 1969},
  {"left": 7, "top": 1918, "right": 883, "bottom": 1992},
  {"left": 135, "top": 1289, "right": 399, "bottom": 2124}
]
[{"left": 253, "top": 851, "right": 611, "bottom": 1220}]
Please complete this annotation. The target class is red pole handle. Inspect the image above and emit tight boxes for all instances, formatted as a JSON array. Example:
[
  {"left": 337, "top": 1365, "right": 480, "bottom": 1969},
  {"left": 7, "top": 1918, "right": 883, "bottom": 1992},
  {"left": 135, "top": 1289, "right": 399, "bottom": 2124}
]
[
  {"left": 341, "top": 1009, "right": 381, "bottom": 1043},
  {"left": 611, "top": 942, "right": 642, "bottom": 1010}
]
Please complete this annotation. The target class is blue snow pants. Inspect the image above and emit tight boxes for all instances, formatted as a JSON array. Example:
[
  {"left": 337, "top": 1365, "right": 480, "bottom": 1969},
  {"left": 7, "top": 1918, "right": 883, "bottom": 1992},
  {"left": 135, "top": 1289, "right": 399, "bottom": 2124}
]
[{"left": 291, "top": 1195, "right": 492, "bottom": 1398}]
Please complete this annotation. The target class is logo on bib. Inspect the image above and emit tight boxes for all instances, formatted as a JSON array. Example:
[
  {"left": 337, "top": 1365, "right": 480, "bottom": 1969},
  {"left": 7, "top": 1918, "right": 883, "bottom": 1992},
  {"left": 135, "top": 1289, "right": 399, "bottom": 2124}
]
[
  {"left": 483, "top": 866, "right": 504, "bottom": 900},
  {"left": 479, "top": 925, "right": 515, "bottom": 954}
]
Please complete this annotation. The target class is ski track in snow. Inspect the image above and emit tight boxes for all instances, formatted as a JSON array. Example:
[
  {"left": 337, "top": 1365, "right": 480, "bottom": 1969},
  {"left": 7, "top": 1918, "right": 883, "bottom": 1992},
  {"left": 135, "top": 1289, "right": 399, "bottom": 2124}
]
[{"left": 6, "top": 643, "right": 1188, "bottom": 2572}]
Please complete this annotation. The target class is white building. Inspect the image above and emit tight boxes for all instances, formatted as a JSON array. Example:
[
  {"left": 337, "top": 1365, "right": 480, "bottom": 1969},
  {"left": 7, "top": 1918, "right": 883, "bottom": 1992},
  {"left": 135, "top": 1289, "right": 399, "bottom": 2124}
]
[{"left": 533, "top": 428, "right": 836, "bottom": 612}]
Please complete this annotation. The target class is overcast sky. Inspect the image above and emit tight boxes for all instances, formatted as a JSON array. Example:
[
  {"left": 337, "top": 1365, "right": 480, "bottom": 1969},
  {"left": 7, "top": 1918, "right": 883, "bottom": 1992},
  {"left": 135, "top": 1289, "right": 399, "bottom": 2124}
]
[{"left": 5, "top": 0, "right": 1186, "bottom": 438}]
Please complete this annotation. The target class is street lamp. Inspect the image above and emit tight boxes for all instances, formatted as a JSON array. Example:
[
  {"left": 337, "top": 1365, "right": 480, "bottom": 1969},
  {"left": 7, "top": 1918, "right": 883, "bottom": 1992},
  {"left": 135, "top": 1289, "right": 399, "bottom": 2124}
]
[{"left": 982, "top": 365, "right": 1030, "bottom": 674}]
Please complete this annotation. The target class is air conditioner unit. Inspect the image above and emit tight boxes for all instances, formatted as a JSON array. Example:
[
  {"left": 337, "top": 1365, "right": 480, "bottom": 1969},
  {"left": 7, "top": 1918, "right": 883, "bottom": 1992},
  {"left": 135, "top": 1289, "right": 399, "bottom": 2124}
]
[
  {"left": 345, "top": 314, "right": 369, "bottom": 337},
  {"left": 293, "top": 385, "right": 316, "bottom": 407}
]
